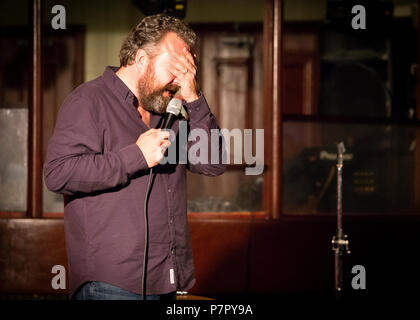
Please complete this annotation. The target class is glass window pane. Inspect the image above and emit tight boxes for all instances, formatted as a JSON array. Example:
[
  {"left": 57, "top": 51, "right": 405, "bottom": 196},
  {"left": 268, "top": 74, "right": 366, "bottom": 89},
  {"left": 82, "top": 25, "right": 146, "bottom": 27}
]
[
  {"left": 282, "top": 0, "right": 418, "bottom": 215},
  {"left": 0, "top": 110, "right": 28, "bottom": 211},
  {"left": 188, "top": 171, "right": 263, "bottom": 212},
  {"left": 283, "top": 121, "right": 419, "bottom": 215},
  {"left": 187, "top": 18, "right": 264, "bottom": 213},
  {"left": 0, "top": 0, "right": 29, "bottom": 212},
  {"left": 283, "top": 0, "right": 418, "bottom": 119}
]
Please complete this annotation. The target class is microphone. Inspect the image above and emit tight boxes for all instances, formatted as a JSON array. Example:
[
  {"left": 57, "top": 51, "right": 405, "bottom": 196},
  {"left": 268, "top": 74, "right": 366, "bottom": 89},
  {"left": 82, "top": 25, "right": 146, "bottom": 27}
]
[{"left": 161, "top": 97, "right": 182, "bottom": 129}]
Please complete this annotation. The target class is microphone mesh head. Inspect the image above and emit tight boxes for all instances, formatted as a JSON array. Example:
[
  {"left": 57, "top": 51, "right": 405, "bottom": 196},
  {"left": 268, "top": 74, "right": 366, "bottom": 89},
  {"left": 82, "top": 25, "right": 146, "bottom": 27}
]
[{"left": 166, "top": 98, "right": 182, "bottom": 116}]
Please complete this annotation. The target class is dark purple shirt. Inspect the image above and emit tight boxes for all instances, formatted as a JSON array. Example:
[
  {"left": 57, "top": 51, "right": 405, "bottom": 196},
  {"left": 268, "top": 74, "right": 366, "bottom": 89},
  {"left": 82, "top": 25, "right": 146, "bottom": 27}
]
[{"left": 44, "top": 66, "right": 225, "bottom": 297}]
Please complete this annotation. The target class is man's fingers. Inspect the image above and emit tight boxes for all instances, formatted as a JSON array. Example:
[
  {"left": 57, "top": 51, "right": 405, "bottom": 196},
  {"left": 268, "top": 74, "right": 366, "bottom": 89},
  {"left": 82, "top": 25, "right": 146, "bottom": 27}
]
[
  {"left": 170, "top": 51, "right": 195, "bottom": 67},
  {"left": 168, "top": 63, "right": 184, "bottom": 79},
  {"left": 183, "top": 47, "right": 196, "bottom": 67},
  {"left": 161, "top": 140, "right": 171, "bottom": 149},
  {"left": 144, "top": 128, "right": 160, "bottom": 136},
  {"left": 158, "top": 130, "right": 170, "bottom": 140},
  {"left": 168, "top": 59, "right": 186, "bottom": 73},
  {"left": 159, "top": 141, "right": 171, "bottom": 159},
  {"left": 168, "top": 62, "right": 196, "bottom": 80},
  {"left": 159, "top": 138, "right": 171, "bottom": 146},
  {"left": 175, "top": 48, "right": 196, "bottom": 69},
  {"left": 169, "top": 55, "right": 196, "bottom": 75},
  {"left": 143, "top": 128, "right": 155, "bottom": 135}
]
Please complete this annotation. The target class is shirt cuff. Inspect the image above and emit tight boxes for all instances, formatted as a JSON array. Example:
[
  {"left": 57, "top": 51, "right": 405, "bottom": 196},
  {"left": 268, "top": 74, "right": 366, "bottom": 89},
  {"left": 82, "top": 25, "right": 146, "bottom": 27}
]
[
  {"left": 183, "top": 94, "right": 211, "bottom": 122},
  {"left": 118, "top": 143, "right": 149, "bottom": 176}
]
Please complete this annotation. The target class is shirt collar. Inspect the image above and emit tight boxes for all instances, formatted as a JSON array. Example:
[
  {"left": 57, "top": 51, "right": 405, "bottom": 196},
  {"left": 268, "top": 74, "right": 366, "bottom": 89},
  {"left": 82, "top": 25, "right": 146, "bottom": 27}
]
[
  {"left": 103, "top": 66, "right": 137, "bottom": 105},
  {"left": 102, "top": 66, "right": 167, "bottom": 129}
]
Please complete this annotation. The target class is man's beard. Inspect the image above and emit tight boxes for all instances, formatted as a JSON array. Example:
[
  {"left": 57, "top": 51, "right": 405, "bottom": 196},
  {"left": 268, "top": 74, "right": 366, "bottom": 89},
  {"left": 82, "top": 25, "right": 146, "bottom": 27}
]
[{"left": 137, "top": 65, "right": 179, "bottom": 114}]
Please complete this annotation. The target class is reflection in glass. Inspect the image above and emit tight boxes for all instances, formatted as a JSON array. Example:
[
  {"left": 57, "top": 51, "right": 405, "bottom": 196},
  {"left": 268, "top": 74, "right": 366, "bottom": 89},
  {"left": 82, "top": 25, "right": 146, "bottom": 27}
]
[
  {"left": 188, "top": 171, "right": 263, "bottom": 212},
  {"left": 0, "top": 109, "right": 28, "bottom": 211},
  {"left": 282, "top": 0, "right": 418, "bottom": 215},
  {"left": 0, "top": 0, "right": 29, "bottom": 212},
  {"left": 283, "top": 121, "right": 419, "bottom": 214}
]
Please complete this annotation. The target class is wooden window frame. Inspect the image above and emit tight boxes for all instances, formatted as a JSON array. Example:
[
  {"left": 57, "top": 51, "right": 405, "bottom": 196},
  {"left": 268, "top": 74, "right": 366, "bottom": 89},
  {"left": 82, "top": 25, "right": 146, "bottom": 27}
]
[
  {"left": 0, "top": 0, "right": 42, "bottom": 219},
  {"left": 280, "top": 2, "right": 420, "bottom": 217},
  {"left": 0, "top": 0, "right": 284, "bottom": 220}
]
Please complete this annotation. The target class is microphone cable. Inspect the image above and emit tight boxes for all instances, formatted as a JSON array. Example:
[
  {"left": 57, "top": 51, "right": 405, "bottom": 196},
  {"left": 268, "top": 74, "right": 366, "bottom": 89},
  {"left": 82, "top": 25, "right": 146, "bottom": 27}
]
[
  {"left": 142, "top": 167, "right": 155, "bottom": 300},
  {"left": 140, "top": 97, "right": 182, "bottom": 300},
  {"left": 141, "top": 112, "right": 163, "bottom": 300}
]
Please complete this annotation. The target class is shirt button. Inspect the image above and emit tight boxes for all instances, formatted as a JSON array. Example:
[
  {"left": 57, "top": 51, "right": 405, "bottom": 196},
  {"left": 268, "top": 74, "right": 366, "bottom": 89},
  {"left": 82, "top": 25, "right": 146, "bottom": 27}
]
[
  {"left": 171, "top": 248, "right": 175, "bottom": 255},
  {"left": 168, "top": 188, "right": 171, "bottom": 193},
  {"left": 169, "top": 217, "right": 174, "bottom": 224}
]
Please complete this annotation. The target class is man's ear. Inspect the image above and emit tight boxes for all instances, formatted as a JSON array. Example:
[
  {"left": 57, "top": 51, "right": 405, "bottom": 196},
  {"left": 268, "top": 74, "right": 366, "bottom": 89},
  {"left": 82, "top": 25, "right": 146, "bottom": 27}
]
[{"left": 134, "top": 49, "right": 149, "bottom": 73}]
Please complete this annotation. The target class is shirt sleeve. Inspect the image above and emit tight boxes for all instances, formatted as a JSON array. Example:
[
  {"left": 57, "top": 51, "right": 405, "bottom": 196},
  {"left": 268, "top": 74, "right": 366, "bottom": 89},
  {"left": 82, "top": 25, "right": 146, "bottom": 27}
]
[
  {"left": 44, "top": 95, "right": 149, "bottom": 195},
  {"left": 184, "top": 94, "right": 226, "bottom": 176}
]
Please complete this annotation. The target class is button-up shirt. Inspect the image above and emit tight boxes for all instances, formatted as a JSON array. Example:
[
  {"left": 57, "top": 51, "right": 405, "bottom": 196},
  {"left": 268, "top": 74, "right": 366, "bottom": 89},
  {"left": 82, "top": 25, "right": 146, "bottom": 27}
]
[{"left": 44, "top": 66, "right": 225, "bottom": 297}]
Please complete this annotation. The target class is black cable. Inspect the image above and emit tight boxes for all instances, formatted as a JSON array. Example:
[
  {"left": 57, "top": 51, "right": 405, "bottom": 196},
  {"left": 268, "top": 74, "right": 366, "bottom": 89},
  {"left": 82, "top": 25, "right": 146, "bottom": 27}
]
[
  {"left": 140, "top": 106, "right": 178, "bottom": 300},
  {"left": 142, "top": 167, "right": 155, "bottom": 300}
]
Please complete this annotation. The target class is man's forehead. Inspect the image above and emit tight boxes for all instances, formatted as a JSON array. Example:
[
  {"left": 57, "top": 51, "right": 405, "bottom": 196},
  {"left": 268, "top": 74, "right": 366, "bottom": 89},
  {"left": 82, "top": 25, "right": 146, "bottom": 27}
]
[{"left": 160, "top": 32, "right": 188, "bottom": 55}]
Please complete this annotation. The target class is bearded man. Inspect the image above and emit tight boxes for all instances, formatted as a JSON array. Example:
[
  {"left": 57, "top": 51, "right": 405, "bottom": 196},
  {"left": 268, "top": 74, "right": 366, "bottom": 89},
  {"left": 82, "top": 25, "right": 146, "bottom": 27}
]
[{"left": 44, "top": 14, "right": 225, "bottom": 300}]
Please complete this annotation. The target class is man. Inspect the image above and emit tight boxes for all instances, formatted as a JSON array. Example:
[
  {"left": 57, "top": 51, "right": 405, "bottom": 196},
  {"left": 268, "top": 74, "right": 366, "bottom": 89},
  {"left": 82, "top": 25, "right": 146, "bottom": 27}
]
[{"left": 44, "top": 14, "right": 225, "bottom": 300}]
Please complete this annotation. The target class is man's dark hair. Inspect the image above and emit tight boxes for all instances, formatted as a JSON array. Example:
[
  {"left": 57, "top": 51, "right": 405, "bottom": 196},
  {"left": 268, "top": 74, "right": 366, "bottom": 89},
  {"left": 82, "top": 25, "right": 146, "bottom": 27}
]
[{"left": 119, "top": 14, "right": 197, "bottom": 67}]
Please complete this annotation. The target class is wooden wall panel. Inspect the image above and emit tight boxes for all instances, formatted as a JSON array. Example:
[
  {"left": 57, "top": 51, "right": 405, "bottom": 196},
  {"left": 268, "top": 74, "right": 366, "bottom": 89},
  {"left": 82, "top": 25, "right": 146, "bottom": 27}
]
[
  {"left": 248, "top": 219, "right": 335, "bottom": 293},
  {"left": 0, "top": 219, "right": 68, "bottom": 294},
  {"left": 188, "top": 219, "right": 251, "bottom": 294},
  {"left": 2, "top": 216, "right": 420, "bottom": 297}
]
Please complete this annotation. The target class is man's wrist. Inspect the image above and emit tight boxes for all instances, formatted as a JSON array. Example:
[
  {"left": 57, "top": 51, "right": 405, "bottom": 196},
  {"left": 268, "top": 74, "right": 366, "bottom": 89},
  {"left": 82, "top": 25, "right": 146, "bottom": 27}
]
[
  {"left": 183, "top": 93, "right": 210, "bottom": 121},
  {"left": 183, "top": 93, "right": 199, "bottom": 103}
]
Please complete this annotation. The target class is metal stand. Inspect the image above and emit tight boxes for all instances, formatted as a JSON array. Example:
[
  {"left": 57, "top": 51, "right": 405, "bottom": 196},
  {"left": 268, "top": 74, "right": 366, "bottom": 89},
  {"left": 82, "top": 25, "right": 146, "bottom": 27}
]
[{"left": 331, "top": 142, "right": 350, "bottom": 296}]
